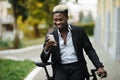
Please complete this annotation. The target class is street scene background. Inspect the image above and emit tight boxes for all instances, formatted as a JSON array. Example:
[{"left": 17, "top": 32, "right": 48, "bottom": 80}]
[{"left": 0, "top": 0, "right": 120, "bottom": 80}]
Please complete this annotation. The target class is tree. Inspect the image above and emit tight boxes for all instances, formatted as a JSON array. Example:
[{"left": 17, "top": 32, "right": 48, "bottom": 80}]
[
  {"left": 8, "top": 0, "right": 61, "bottom": 46},
  {"left": 26, "top": 0, "right": 60, "bottom": 27},
  {"left": 8, "top": 0, "right": 28, "bottom": 22},
  {"left": 8, "top": 0, "right": 28, "bottom": 48},
  {"left": 21, "top": 0, "right": 60, "bottom": 37}
]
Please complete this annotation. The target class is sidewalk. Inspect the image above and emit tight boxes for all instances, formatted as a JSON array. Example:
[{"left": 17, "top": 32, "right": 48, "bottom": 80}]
[
  {"left": 0, "top": 45, "right": 43, "bottom": 61},
  {"left": 92, "top": 43, "right": 120, "bottom": 80}
]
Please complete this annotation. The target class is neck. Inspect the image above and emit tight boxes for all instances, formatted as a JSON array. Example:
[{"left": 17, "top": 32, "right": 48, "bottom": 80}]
[{"left": 59, "top": 24, "right": 68, "bottom": 33}]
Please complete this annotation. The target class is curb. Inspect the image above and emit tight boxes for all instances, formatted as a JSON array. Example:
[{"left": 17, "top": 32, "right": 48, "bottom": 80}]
[
  {"left": 0, "top": 45, "right": 43, "bottom": 54},
  {"left": 24, "top": 67, "right": 42, "bottom": 80}
]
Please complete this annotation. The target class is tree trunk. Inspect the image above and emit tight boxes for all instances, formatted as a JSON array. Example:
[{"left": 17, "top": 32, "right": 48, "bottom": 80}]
[{"left": 12, "top": 4, "right": 19, "bottom": 49}]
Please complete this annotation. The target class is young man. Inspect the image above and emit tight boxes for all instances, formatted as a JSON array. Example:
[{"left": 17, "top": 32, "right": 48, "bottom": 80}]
[{"left": 41, "top": 4, "right": 107, "bottom": 80}]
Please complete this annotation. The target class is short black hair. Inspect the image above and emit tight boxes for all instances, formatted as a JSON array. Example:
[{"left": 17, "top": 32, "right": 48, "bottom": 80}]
[{"left": 52, "top": 10, "right": 68, "bottom": 17}]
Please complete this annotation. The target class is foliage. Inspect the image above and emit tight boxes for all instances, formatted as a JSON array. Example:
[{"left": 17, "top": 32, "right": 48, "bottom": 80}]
[
  {"left": 21, "top": 36, "right": 45, "bottom": 47},
  {"left": 79, "top": 11, "right": 84, "bottom": 22},
  {"left": 8, "top": 0, "right": 28, "bottom": 22},
  {"left": 17, "top": 16, "right": 48, "bottom": 38},
  {"left": 21, "top": 37, "right": 45, "bottom": 47},
  {"left": 8, "top": 0, "right": 29, "bottom": 48},
  {"left": 0, "top": 59, "right": 35, "bottom": 80},
  {"left": 83, "top": 22, "right": 94, "bottom": 36},
  {"left": 81, "top": 11, "right": 94, "bottom": 23},
  {"left": 16, "top": 0, "right": 60, "bottom": 38},
  {"left": 38, "top": 28, "right": 48, "bottom": 36},
  {"left": 0, "top": 36, "right": 45, "bottom": 50},
  {"left": 18, "top": 0, "right": 60, "bottom": 27},
  {"left": 40, "top": 0, "right": 61, "bottom": 27},
  {"left": 72, "top": 22, "right": 95, "bottom": 36},
  {"left": 0, "top": 39, "right": 23, "bottom": 50},
  {"left": 7, "top": 0, "right": 60, "bottom": 48},
  {"left": 0, "top": 39, "right": 13, "bottom": 50}
]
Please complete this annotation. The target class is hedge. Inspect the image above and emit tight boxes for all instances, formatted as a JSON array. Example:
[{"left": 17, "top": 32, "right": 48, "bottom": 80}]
[{"left": 72, "top": 22, "right": 94, "bottom": 36}]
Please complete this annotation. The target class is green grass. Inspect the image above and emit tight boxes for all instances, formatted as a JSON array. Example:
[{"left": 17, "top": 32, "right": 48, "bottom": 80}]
[
  {"left": 21, "top": 36, "right": 45, "bottom": 47},
  {"left": 0, "top": 59, "right": 35, "bottom": 80}
]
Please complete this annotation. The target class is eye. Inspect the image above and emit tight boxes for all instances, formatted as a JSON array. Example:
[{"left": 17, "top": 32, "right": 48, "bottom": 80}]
[
  {"left": 53, "top": 18, "right": 63, "bottom": 22},
  {"left": 59, "top": 19, "right": 63, "bottom": 21},
  {"left": 53, "top": 19, "right": 57, "bottom": 22}
]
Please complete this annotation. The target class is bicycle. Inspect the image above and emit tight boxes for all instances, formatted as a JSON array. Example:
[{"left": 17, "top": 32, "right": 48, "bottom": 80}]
[{"left": 34, "top": 61, "right": 100, "bottom": 80}]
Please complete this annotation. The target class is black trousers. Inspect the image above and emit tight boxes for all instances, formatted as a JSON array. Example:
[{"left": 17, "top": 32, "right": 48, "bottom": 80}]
[{"left": 55, "top": 62, "right": 86, "bottom": 80}]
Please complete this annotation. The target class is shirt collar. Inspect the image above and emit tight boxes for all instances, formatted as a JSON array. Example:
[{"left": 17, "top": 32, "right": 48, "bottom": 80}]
[
  {"left": 57, "top": 24, "right": 72, "bottom": 35},
  {"left": 68, "top": 25, "right": 72, "bottom": 30}
]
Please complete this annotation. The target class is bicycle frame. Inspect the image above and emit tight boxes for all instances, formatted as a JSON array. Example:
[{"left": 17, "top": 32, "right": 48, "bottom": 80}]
[{"left": 34, "top": 62, "right": 98, "bottom": 80}]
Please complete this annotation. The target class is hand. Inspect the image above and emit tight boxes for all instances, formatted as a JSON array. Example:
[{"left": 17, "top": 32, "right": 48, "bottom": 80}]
[
  {"left": 97, "top": 67, "right": 107, "bottom": 79},
  {"left": 45, "top": 39, "right": 57, "bottom": 51}
]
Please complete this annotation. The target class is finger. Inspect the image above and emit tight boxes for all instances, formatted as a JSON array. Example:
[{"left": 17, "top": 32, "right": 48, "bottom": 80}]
[
  {"left": 100, "top": 75, "right": 104, "bottom": 79},
  {"left": 53, "top": 43, "right": 57, "bottom": 46},
  {"left": 98, "top": 73, "right": 102, "bottom": 77},
  {"left": 49, "top": 42, "right": 56, "bottom": 46},
  {"left": 47, "top": 38, "right": 50, "bottom": 42},
  {"left": 100, "top": 73, "right": 107, "bottom": 79}
]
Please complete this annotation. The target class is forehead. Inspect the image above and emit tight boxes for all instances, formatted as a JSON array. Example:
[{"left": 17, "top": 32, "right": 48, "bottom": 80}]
[{"left": 53, "top": 13, "right": 66, "bottom": 18}]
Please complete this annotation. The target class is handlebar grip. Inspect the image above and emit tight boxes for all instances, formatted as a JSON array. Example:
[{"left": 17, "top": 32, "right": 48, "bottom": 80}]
[
  {"left": 34, "top": 62, "right": 53, "bottom": 67},
  {"left": 90, "top": 69, "right": 97, "bottom": 80}
]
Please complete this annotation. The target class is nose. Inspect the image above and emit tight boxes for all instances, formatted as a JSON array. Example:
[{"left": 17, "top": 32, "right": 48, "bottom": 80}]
[{"left": 56, "top": 21, "right": 61, "bottom": 25}]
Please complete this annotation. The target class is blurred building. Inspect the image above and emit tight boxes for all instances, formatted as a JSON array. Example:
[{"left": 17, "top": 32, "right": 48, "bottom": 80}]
[
  {"left": 0, "top": 0, "right": 15, "bottom": 41},
  {"left": 94, "top": 0, "right": 120, "bottom": 60}
]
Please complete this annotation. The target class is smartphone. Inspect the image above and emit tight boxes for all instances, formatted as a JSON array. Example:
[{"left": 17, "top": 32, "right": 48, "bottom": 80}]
[{"left": 47, "top": 34, "right": 55, "bottom": 41}]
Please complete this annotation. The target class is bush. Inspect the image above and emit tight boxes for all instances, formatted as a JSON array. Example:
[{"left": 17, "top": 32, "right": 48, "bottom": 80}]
[
  {"left": 23, "top": 26, "right": 48, "bottom": 38},
  {"left": 83, "top": 23, "right": 94, "bottom": 36},
  {"left": 0, "top": 40, "right": 13, "bottom": 50},
  {"left": 0, "top": 39, "right": 23, "bottom": 50},
  {"left": 39, "top": 28, "right": 48, "bottom": 37},
  {"left": 72, "top": 22, "right": 94, "bottom": 36}
]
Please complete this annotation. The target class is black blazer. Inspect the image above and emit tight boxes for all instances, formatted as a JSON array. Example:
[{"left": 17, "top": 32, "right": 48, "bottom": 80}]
[{"left": 41, "top": 25, "right": 104, "bottom": 78}]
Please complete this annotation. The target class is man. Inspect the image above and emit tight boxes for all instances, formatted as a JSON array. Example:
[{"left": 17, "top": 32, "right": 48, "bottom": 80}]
[{"left": 41, "top": 4, "right": 107, "bottom": 80}]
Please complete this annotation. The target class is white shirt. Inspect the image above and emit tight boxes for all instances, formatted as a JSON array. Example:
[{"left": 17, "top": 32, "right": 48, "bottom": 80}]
[
  {"left": 44, "top": 25, "right": 78, "bottom": 64},
  {"left": 57, "top": 25, "right": 78, "bottom": 64}
]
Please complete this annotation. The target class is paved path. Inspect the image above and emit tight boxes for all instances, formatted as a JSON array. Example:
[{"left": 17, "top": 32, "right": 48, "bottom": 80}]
[
  {"left": 0, "top": 45, "right": 43, "bottom": 61},
  {"left": 0, "top": 41, "right": 120, "bottom": 80},
  {"left": 92, "top": 43, "right": 120, "bottom": 80}
]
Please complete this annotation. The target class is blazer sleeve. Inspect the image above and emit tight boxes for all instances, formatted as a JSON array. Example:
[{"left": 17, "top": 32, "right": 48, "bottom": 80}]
[{"left": 82, "top": 28, "right": 104, "bottom": 69}]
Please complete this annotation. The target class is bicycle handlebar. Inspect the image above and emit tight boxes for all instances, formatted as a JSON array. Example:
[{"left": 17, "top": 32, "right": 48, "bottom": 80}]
[
  {"left": 90, "top": 69, "right": 97, "bottom": 80},
  {"left": 34, "top": 62, "right": 53, "bottom": 67}
]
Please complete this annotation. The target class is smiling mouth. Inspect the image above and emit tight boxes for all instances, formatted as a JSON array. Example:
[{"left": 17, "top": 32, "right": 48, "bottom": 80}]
[{"left": 56, "top": 25, "right": 62, "bottom": 27}]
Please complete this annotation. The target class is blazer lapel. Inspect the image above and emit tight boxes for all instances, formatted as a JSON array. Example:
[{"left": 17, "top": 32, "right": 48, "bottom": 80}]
[
  {"left": 53, "top": 30, "right": 61, "bottom": 62},
  {"left": 54, "top": 30, "right": 59, "bottom": 44},
  {"left": 71, "top": 27, "right": 78, "bottom": 53}
]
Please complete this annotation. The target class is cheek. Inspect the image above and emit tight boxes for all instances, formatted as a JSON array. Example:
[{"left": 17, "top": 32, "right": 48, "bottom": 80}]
[
  {"left": 53, "top": 22, "right": 63, "bottom": 29},
  {"left": 53, "top": 21, "right": 57, "bottom": 26}
]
